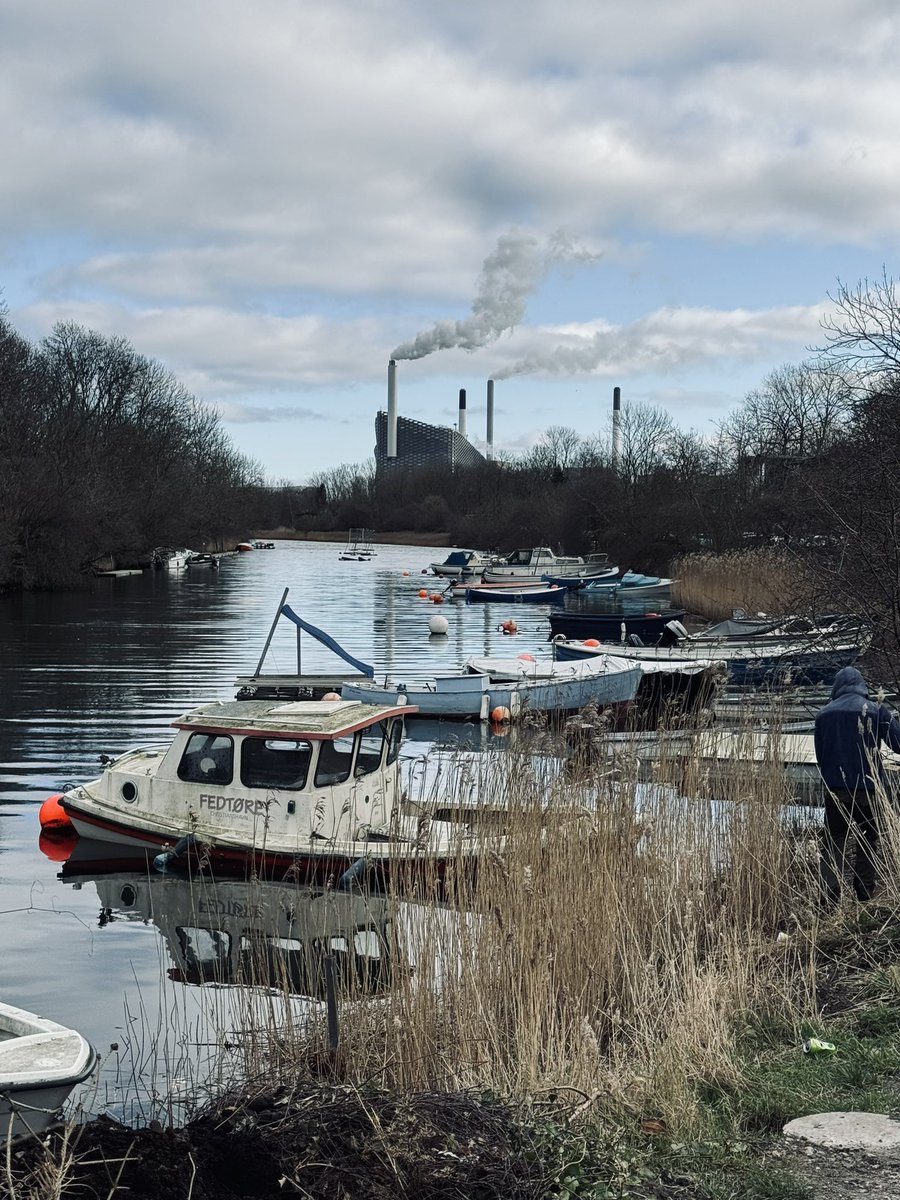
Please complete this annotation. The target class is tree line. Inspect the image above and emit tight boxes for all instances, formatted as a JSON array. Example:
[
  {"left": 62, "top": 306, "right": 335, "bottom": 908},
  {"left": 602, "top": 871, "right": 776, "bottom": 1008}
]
[{"left": 0, "top": 309, "right": 267, "bottom": 590}]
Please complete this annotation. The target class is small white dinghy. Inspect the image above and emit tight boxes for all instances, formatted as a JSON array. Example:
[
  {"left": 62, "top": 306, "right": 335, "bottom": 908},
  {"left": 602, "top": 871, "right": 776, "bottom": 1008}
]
[{"left": 0, "top": 1002, "right": 97, "bottom": 1142}]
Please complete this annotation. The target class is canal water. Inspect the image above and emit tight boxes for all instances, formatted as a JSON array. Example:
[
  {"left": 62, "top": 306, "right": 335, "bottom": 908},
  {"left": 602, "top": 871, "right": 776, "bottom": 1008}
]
[{"left": 0, "top": 539, "right": 587, "bottom": 1122}]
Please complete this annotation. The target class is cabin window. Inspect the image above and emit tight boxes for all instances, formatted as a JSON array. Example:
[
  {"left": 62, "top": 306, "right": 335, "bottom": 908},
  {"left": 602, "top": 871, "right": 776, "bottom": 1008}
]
[
  {"left": 386, "top": 719, "right": 403, "bottom": 765},
  {"left": 240, "top": 737, "right": 312, "bottom": 790},
  {"left": 177, "top": 733, "right": 234, "bottom": 784},
  {"left": 314, "top": 734, "right": 354, "bottom": 787},
  {"left": 355, "top": 723, "right": 386, "bottom": 777}
]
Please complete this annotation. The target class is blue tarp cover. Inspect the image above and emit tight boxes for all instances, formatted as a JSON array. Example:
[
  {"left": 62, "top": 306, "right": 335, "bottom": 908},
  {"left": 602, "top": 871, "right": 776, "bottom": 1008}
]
[{"left": 279, "top": 605, "right": 375, "bottom": 677}]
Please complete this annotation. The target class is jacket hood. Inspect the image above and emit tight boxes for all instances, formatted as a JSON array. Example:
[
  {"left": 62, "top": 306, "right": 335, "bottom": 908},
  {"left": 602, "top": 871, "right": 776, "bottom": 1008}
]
[{"left": 830, "top": 666, "right": 868, "bottom": 700}]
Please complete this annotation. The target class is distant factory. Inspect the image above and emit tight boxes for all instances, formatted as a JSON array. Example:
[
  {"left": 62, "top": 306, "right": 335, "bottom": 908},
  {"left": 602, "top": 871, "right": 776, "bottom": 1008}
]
[
  {"left": 374, "top": 361, "right": 624, "bottom": 475},
  {"left": 375, "top": 361, "right": 493, "bottom": 473}
]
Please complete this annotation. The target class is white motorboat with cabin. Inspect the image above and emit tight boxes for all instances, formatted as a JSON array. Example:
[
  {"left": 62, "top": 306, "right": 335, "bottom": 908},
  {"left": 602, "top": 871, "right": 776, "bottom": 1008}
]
[
  {"left": 56, "top": 696, "right": 480, "bottom": 879},
  {"left": 482, "top": 547, "right": 618, "bottom": 584},
  {"left": 429, "top": 549, "right": 500, "bottom": 578},
  {"left": 150, "top": 546, "right": 197, "bottom": 571},
  {"left": 0, "top": 1002, "right": 97, "bottom": 1143}
]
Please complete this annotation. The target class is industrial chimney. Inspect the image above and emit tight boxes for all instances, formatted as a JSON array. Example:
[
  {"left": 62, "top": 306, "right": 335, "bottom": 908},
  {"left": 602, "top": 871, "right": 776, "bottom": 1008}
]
[
  {"left": 458, "top": 388, "right": 467, "bottom": 439},
  {"left": 486, "top": 379, "right": 495, "bottom": 459},
  {"left": 611, "top": 386, "right": 622, "bottom": 471},
  {"left": 387, "top": 359, "right": 398, "bottom": 458}
]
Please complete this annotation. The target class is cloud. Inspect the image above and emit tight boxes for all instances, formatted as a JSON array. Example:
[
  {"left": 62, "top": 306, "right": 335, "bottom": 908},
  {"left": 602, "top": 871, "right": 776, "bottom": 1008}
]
[
  {"left": 213, "top": 402, "right": 333, "bottom": 424},
  {"left": 491, "top": 303, "right": 828, "bottom": 379}
]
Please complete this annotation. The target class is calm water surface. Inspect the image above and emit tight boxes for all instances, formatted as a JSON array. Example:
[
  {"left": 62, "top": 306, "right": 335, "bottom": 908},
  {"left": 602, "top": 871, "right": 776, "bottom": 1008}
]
[{"left": 0, "top": 539, "right": 584, "bottom": 1120}]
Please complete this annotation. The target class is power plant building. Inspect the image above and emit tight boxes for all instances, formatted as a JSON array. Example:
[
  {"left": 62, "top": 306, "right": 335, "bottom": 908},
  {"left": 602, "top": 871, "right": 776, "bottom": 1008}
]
[{"left": 374, "top": 411, "right": 485, "bottom": 473}]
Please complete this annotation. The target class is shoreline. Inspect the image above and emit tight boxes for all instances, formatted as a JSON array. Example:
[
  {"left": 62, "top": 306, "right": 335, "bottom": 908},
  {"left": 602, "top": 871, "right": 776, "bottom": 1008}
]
[{"left": 250, "top": 529, "right": 454, "bottom": 546}]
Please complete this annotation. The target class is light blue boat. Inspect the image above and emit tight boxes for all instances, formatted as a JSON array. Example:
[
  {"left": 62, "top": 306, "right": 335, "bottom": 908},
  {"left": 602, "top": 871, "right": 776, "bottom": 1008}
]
[{"left": 340, "top": 654, "right": 643, "bottom": 719}]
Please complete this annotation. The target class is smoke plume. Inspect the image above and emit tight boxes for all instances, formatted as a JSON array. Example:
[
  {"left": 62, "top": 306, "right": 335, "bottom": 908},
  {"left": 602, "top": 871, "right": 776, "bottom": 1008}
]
[{"left": 391, "top": 230, "right": 598, "bottom": 361}]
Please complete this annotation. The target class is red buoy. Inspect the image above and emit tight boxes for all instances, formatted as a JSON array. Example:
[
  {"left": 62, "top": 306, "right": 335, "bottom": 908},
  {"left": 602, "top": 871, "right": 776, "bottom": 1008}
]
[{"left": 39, "top": 793, "right": 72, "bottom": 832}]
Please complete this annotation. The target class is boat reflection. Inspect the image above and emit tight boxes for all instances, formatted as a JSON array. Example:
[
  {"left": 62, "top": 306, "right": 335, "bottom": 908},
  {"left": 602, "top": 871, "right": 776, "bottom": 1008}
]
[{"left": 60, "top": 846, "right": 394, "bottom": 999}]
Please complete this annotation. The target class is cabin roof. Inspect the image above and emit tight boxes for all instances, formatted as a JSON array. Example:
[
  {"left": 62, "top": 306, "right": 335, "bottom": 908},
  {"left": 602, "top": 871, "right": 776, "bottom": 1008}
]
[{"left": 172, "top": 699, "right": 415, "bottom": 739}]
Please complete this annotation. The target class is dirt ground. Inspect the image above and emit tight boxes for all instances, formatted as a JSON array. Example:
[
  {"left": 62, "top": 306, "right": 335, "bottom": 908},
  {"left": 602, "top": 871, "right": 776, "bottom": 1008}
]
[
  {"left": 10, "top": 1088, "right": 580, "bottom": 1200},
  {"left": 773, "top": 1141, "right": 900, "bottom": 1199}
]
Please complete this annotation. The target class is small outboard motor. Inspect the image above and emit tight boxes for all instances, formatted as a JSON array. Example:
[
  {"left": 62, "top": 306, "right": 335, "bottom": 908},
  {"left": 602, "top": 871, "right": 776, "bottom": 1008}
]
[
  {"left": 626, "top": 633, "right": 644, "bottom": 647},
  {"left": 658, "top": 620, "right": 687, "bottom": 648}
]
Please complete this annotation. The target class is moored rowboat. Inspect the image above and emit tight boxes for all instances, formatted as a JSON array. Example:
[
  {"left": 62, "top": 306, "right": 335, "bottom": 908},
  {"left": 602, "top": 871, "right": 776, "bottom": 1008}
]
[{"left": 0, "top": 1002, "right": 97, "bottom": 1143}]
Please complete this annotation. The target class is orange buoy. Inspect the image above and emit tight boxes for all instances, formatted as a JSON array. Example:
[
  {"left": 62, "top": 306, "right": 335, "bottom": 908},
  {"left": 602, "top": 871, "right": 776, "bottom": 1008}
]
[
  {"left": 321, "top": 691, "right": 341, "bottom": 701},
  {"left": 583, "top": 638, "right": 601, "bottom": 648},
  {"left": 39, "top": 793, "right": 72, "bottom": 832},
  {"left": 517, "top": 653, "right": 535, "bottom": 661},
  {"left": 418, "top": 589, "right": 428, "bottom": 598},
  {"left": 500, "top": 619, "right": 518, "bottom": 635},
  {"left": 491, "top": 705, "right": 511, "bottom": 723},
  {"left": 431, "top": 593, "right": 444, "bottom": 604},
  {"left": 403, "top": 571, "right": 411, "bottom": 576}
]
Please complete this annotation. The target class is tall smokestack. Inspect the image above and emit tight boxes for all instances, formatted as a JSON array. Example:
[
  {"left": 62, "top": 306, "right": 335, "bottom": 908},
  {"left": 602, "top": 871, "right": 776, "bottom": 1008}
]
[
  {"left": 387, "top": 359, "right": 397, "bottom": 458},
  {"left": 486, "top": 379, "right": 495, "bottom": 459},
  {"left": 458, "top": 388, "right": 467, "bottom": 439},
  {"left": 611, "top": 386, "right": 622, "bottom": 472}
]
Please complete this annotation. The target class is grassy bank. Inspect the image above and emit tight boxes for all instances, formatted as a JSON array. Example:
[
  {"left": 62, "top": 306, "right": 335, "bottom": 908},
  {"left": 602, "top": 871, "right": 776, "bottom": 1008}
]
[{"left": 12, "top": 721, "right": 900, "bottom": 1198}]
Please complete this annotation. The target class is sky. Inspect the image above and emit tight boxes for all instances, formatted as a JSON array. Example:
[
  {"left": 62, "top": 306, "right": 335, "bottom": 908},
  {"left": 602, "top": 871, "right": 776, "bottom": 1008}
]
[{"left": 2, "top": 0, "right": 899, "bottom": 482}]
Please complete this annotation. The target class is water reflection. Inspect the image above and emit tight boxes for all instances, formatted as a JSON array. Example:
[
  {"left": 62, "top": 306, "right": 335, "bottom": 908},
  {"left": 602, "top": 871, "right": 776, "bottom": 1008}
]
[{"left": 62, "top": 857, "right": 393, "bottom": 998}]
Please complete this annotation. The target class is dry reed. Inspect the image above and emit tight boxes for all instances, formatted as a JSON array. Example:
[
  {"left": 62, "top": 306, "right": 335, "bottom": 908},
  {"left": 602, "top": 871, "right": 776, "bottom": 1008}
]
[
  {"left": 238, "top": 711, "right": 825, "bottom": 1137},
  {"left": 671, "top": 548, "right": 815, "bottom": 621}
]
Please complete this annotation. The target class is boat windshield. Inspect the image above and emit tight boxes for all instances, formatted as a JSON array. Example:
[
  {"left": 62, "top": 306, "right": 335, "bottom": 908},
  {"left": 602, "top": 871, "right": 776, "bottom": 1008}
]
[
  {"left": 315, "top": 734, "right": 355, "bottom": 787},
  {"left": 356, "top": 721, "right": 393, "bottom": 776},
  {"left": 177, "top": 733, "right": 234, "bottom": 785},
  {"left": 240, "top": 737, "right": 313, "bottom": 790},
  {"left": 386, "top": 720, "right": 402, "bottom": 765}
]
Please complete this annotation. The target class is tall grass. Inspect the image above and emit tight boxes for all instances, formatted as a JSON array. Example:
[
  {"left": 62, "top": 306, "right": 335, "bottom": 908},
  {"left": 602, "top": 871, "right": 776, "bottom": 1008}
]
[
  {"left": 244, "top": 714, "right": 826, "bottom": 1137},
  {"left": 671, "top": 549, "right": 815, "bottom": 621}
]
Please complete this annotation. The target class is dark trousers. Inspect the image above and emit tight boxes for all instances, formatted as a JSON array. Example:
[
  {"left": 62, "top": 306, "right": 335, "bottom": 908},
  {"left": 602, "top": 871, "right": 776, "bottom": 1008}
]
[{"left": 820, "top": 787, "right": 880, "bottom": 903}]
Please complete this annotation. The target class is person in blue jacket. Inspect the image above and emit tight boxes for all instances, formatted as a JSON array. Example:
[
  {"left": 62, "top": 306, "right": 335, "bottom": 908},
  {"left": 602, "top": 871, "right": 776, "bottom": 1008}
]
[{"left": 814, "top": 666, "right": 900, "bottom": 903}]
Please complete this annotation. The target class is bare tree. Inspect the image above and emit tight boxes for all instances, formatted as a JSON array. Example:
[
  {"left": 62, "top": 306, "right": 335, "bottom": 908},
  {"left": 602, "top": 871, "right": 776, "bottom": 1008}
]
[
  {"left": 616, "top": 402, "right": 675, "bottom": 490},
  {"left": 718, "top": 361, "right": 852, "bottom": 465},
  {"left": 819, "top": 270, "right": 900, "bottom": 378}
]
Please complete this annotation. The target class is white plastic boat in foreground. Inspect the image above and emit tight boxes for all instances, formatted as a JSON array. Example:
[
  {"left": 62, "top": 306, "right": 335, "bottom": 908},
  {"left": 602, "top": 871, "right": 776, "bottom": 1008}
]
[{"left": 0, "top": 1002, "right": 97, "bottom": 1142}]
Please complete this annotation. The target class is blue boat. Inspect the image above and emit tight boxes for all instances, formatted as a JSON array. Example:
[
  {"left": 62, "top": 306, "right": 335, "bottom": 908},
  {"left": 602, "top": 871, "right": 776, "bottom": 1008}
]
[
  {"left": 547, "top": 608, "right": 687, "bottom": 642},
  {"left": 552, "top": 631, "right": 865, "bottom": 687}
]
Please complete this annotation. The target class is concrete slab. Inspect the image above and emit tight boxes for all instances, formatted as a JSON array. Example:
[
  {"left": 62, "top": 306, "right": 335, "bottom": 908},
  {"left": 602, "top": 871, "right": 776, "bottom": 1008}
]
[{"left": 784, "top": 1112, "right": 900, "bottom": 1152}]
